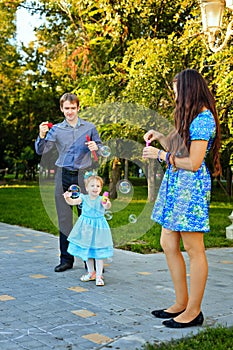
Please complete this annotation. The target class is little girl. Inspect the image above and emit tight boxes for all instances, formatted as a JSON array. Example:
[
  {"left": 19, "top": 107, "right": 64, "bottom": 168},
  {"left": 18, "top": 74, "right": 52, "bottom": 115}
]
[{"left": 63, "top": 175, "right": 113, "bottom": 286}]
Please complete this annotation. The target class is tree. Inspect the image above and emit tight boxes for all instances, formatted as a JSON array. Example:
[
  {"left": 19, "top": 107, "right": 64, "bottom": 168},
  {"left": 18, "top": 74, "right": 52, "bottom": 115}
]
[
  {"left": 1, "top": 0, "right": 232, "bottom": 197},
  {"left": 206, "top": 49, "right": 233, "bottom": 196},
  {"left": 0, "top": 0, "right": 23, "bottom": 171}
]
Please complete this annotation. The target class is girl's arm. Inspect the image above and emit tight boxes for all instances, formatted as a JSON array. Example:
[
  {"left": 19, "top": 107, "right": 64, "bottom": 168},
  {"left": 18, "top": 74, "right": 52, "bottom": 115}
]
[
  {"left": 142, "top": 140, "right": 208, "bottom": 172},
  {"left": 63, "top": 191, "right": 82, "bottom": 206}
]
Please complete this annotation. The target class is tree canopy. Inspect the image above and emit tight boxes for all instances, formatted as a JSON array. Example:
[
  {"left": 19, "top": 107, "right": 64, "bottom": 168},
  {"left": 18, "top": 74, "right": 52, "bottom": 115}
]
[{"left": 0, "top": 0, "right": 232, "bottom": 194}]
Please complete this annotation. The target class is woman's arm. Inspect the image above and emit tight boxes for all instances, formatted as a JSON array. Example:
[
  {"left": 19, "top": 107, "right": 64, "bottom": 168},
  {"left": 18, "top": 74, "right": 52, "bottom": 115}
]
[
  {"left": 143, "top": 140, "right": 208, "bottom": 172},
  {"left": 35, "top": 122, "right": 55, "bottom": 155}
]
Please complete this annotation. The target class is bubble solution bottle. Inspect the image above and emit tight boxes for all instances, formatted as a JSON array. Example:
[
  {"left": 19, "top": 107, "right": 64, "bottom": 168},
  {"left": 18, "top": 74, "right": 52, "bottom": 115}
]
[{"left": 102, "top": 191, "right": 109, "bottom": 204}]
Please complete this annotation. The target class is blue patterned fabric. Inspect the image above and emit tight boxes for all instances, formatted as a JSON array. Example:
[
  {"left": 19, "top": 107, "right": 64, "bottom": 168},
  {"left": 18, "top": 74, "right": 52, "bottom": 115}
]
[
  {"left": 151, "top": 110, "right": 216, "bottom": 232},
  {"left": 67, "top": 194, "right": 113, "bottom": 261}
]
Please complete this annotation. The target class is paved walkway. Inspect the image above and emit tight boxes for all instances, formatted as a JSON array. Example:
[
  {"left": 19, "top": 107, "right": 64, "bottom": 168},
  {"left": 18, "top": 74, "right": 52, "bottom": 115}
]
[{"left": 0, "top": 222, "right": 232, "bottom": 350}]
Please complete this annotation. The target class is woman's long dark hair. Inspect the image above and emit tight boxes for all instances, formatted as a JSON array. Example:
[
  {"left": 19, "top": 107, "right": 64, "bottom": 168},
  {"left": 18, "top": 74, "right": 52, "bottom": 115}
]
[{"left": 168, "top": 69, "right": 221, "bottom": 176}]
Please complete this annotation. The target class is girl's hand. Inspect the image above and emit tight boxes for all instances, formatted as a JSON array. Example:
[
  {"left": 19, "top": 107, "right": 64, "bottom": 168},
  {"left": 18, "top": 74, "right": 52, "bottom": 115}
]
[
  {"left": 142, "top": 146, "right": 160, "bottom": 159},
  {"left": 144, "top": 130, "right": 163, "bottom": 143},
  {"left": 63, "top": 191, "right": 82, "bottom": 205},
  {"left": 102, "top": 199, "right": 111, "bottom": 210},
  {"left": 63, "top": 191, "right": 73, "bottom": 205},
  {"left": 63, "top": 191, "right": 72, "bottom": 199}
]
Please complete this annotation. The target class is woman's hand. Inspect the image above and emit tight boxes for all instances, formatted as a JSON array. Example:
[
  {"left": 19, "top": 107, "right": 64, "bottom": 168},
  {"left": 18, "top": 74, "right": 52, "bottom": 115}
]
[
  {"left": 144, "top": 130, "right": 164, "bottom": 143},
  {"left": 143, "top": 146, "right": 160, "bottom": 159}
]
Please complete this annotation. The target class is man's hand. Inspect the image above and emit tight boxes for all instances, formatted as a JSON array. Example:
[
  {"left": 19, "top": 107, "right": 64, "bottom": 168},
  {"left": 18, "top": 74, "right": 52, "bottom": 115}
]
[{"left": 39, "top": 121, "right": 49, "bottom": 139}]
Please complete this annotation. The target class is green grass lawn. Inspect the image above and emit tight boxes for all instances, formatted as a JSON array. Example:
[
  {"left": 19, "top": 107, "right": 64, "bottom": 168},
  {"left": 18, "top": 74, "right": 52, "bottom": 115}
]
[
  {"left": 143, "top": 325, "right": 233, "bottom": 350},
  {"left": 0, "top": 179, "right": 232, "bottom": 252}
]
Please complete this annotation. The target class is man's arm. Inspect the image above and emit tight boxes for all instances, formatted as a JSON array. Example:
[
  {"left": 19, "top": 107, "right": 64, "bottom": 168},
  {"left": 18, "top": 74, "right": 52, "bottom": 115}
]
[
  {"left": 91, "top": 127, "right": 102, "bottom": 148},
  {"left": 35, "top": 122, "right": 56, "bottom": 155}
]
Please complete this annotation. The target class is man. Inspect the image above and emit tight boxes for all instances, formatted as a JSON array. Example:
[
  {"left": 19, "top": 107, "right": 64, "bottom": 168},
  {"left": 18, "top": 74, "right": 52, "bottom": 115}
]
[{"left": 35, "top": 93, "right": 102, "bottom": 272}]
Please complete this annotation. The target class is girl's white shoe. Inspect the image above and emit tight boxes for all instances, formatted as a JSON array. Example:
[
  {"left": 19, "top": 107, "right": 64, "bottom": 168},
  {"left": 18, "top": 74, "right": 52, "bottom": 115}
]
[
  {"left": 80, "top": 272, "right": 96, "bottom": 282},
  {"left": 96, "top": 276, "right": 104, "bottom": 286}
]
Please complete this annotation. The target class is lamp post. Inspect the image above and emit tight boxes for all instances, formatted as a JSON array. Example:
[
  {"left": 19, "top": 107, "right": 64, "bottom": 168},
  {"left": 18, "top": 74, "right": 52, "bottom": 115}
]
[{"left": 200, "top": 0, "right": 233, "bottom": 52}]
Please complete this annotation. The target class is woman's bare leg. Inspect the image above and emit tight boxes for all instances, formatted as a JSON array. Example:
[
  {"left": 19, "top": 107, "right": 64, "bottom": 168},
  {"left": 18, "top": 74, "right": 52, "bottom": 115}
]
[
  {"left": 160, "top": 228, "right": 188, "bottom": 312},
  {"left": 174, "top": 232, "right": 208, "bottom": 322}
]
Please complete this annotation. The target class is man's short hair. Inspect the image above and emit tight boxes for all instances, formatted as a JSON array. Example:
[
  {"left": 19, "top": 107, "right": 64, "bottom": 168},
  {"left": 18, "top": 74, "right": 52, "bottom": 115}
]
[{"left": 60, "top": 93, "right": 79, "bottom": 108}]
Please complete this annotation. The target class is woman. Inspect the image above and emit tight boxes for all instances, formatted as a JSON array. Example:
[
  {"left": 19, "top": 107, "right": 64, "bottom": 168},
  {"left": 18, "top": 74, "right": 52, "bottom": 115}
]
[{"left": 143, "top": 69, "right": 221, "bottom": 328}]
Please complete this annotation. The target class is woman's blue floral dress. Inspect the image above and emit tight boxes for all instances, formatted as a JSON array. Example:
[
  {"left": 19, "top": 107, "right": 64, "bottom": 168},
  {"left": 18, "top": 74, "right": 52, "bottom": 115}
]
[{"left": 151, "top": 110, "right": 216, "bottom": 232}]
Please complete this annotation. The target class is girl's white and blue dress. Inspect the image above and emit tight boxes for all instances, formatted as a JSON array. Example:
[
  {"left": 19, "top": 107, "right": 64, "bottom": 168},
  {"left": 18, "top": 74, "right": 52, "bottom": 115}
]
[
  {"left": 67, "top": 194, "right": 113, "bottom": 261},
  {"left": 152, "top": 110, "right": 216, "bottom": 233}
]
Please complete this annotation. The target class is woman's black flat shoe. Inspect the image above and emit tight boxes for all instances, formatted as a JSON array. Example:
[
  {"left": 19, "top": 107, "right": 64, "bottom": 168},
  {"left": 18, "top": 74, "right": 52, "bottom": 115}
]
[
  {"left": 151, "top": 309, "right": 185, "bottom": 319},
  {"left": 162, "top": 311, "right": 204, "bottom": 328}
]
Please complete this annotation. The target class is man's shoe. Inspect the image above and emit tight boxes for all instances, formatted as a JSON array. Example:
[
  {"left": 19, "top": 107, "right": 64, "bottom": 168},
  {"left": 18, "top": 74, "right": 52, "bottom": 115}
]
[
  {"left": 54, "top": 263, "right": 73, "bottom": 272},
  {"left": 162, "top": 312, "right": 204, "bottom": 328},
  {"left": 151, "top": 309, "right": 185, "bottom": 319}
]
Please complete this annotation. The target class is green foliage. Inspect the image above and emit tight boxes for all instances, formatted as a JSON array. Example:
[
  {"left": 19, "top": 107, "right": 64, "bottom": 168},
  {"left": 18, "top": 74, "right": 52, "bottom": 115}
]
[{"left": 0, "top": 0, "right": 232, "bottom": 191}]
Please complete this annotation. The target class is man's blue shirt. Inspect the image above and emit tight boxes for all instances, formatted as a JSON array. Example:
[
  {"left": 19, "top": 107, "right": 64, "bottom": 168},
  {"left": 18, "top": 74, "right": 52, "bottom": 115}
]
[{"left": 35, "top": 118, "right": 102, "bottom": 170}]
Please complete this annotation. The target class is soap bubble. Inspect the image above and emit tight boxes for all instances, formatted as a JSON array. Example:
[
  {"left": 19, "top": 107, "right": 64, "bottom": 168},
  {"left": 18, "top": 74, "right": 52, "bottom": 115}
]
[
  {"left": 100, "top": 145, "right": 111, "bottom": 157},
  {"left": 128, "top": 214, "right": 137, "bottom": 224},
  {"left": 71, "top": 191, "right": 80, "bottom": 199},
  {"left": 105, "top": 210, "right": 113, "bottom": 220},
  {"left": 68, "top": 184, "right": 80, "bottom": 193},
  {"left": 68, "top": 184, "right": 81, "bottom": 198},
  {"left": 117, "top": 180, "right": 132, "bottom": 194}
]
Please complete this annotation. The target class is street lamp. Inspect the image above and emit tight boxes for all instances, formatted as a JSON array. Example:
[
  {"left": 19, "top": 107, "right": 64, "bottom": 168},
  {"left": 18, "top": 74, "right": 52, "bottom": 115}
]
[{"left": 200, "top": 0, "right": 233, "bottom": 52}]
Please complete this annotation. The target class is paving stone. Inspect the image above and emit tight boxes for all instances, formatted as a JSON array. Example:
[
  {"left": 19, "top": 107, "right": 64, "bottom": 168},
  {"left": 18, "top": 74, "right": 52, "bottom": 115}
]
[{"left": 0, "top": 222, "right": 232, "bottom": 350}]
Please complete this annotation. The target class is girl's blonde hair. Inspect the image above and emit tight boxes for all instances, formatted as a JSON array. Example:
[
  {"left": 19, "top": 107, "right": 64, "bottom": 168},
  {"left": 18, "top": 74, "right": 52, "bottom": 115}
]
[{"left": 85, "top": 175, "right": 103, "bottom": 188}]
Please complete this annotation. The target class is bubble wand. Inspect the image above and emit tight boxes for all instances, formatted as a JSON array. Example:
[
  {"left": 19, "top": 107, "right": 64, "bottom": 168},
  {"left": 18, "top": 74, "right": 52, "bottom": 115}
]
[{"left": 86, "top": 134, "right": 98, "bottom": 161}]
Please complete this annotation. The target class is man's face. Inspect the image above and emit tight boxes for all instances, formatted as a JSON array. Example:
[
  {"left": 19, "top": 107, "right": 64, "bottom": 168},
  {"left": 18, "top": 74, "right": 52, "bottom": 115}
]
[{"left": 60, "top": 100, "right": 79, "bottom": 123}]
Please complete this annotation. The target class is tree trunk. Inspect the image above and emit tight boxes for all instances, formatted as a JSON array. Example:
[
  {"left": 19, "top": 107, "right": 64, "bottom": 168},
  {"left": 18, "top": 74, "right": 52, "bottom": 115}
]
[
  {"left": 109, "top": 157, "right": 121, "bottom": 199},
  {"left": 226, "top": 166, "right": 232, "bottom": 197},
  {"left": 147, "top": 159, "right": 156, "bottom": 202},
  {"left": 124, "top": 159, "right": 129, "bottom": 180}
]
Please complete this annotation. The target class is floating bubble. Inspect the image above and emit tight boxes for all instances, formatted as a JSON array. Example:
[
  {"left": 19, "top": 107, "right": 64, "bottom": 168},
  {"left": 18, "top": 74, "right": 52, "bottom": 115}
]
[
  {"left": 100, "top": 145, "right": 111, "bottom": 157},
  {"left": 117, "top": 180, "right": 132, "bottom": 194},
  {"left": 68, "top": 184, "right": 81, "bottom": 199},
  {"left": 71, "top": 191, "right": 80, "bottom": 199},
  {"left": 105, "top": 210, "right": 113, "bottom": 220},
  {"left": 68, "top": 184, "right": 80, "bottom": 193},
  {"left": 128, "top": 214, "right": 137, "bottom": 224}
]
